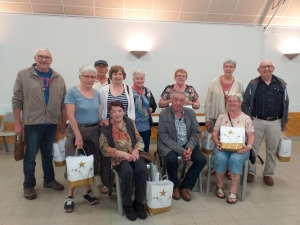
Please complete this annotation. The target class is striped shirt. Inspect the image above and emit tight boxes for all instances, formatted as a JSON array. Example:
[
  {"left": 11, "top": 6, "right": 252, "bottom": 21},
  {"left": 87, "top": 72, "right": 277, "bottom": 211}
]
[
  {"left": 174, "top": 111, "right": 187, "bottom": 146},
  {"left": 107, "top": 89, "right": 128, "bottom": 118}
]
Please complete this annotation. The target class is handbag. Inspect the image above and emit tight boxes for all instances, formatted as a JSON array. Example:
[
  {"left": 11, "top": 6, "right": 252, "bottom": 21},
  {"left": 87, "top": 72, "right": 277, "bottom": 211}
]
[
  {"left": 201, "top": 131, "right": 214, "bottom": 154},
  {"left": 14, "top": 135, "right": 25, "bottom": 161},
  {"left": 146, "top": 176, "right": 174, "bottom": 215},
  {"left": 277, "top": 133, "right": 291, "bottom": 162},
  {"left": 66, "top": 148, "right": 94, "bottom": 188},
  {"left": 249, "top": 148, "right": 256, "bottom": 164},
  {"left": 53, "top": 136, "right": 66, "bottom": 167}
]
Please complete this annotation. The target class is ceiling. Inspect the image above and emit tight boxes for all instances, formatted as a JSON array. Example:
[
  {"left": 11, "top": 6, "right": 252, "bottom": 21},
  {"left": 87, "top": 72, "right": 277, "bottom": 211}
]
[{"left": 0, "top": 0, "right": 300, "bottom": 27}]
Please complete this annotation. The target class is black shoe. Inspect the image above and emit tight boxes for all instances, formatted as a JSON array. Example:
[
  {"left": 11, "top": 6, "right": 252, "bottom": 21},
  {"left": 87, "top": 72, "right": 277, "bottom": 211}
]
[
  {"left": 133, "top": 200, "right": 147, "bottom": 220},
  {"left": 24, "top": 188, "right": 37, "bottom": 200},
  {"left": 43, "top": 180, "right": 64, "bottom": 191},
  {"left": 64, "top": 197, "right": 74, "bottom": 213},
  {"left": 83, "top": 190, "right": 98, "bottom": 205},
  {"left": 123, "top": 205, "right": 137, "bottom": 221}
]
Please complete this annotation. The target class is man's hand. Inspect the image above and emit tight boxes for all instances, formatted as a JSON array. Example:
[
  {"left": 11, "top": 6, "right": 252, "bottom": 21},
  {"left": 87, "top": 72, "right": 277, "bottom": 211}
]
[
  {"left": 205, "top": 121, "right": 211, "bottom": 129},
  {"left": 182, "top": 148, "right": 192, "bottom": 160},
  {"left": 75, "top": 136, "right": 83, "bottom": 149},
  {"left": 99, "top": 119, "right": 109, "bottom": 126},
  {"left": 14, "top": 122, "right": 23, "bottom": 136}
]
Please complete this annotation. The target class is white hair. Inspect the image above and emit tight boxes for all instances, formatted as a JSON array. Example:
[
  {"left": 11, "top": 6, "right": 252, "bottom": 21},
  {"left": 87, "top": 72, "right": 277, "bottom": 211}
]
[
  {"left": 78, "top": 64, "right": 97, "bottom": 76},
  {"left": 35, "top": 47, "right": 52, "bottom": 56},
  {"left": 171, "top": 90, "right": 186, "bottom": 99},
  {"left": 132, "top": 69, "right": 145, "bottom": 78},
  {"left": 227, "top": 93, "right": 243, "bottom": 102},
  {"left": 223, "top": 58, "right": 237, "bottom": 67}
]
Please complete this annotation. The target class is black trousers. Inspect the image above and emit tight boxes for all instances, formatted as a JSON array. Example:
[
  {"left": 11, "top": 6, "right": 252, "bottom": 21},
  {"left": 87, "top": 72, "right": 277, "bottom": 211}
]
[{"left": 115, "top": 158, "right": 148, "bottom": 206}]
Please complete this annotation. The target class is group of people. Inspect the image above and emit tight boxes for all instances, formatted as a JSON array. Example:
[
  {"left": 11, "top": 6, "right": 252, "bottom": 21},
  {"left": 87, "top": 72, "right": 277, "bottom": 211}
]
[{"left": 11, "top": 47, "right": 288, "bottom": 220}]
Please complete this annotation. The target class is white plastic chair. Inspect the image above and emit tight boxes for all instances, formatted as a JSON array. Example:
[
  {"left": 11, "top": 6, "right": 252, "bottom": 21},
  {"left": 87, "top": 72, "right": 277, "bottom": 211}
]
[{"left": 0, "top": 112, "right": 15, "bottom": 152}]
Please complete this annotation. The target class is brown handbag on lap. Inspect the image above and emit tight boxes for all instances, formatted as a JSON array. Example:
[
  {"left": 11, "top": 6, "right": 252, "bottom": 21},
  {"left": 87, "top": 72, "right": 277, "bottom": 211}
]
[{"left": 14, "top": 135, "right": 25, "bottom": 161}]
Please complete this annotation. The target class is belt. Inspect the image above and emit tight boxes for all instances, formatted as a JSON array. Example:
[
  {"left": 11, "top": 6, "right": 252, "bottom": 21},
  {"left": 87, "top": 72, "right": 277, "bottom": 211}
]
[
  {"left": 78, "top": 123, "right": 98, "bottom": 127},
  {"left": 255, "top": 116, "right": 282, "bottom": 121}
]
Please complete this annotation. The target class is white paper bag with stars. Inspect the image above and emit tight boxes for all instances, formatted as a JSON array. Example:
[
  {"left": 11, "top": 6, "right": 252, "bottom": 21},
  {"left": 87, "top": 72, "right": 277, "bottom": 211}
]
[
  {"left": 66, "top": 154, "right": 94, "bottom": 188},
  {"left": 146, "top": 179, "right": 174, "bottom": 215},
  {"left": 220, "top": 126, "right": 245, "bottom": 151}
]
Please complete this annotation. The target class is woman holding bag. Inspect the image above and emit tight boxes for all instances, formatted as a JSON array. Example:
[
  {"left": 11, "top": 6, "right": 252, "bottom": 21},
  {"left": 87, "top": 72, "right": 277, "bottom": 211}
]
[{"left": 63, "top": 64, "right": 101, "bottom": 213}]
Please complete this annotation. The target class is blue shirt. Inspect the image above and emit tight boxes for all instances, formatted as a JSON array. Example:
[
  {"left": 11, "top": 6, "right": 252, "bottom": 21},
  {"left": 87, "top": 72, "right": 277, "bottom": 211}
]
[
  {"left": 65, "top": 86, "right": 101, "bottom": 124},
  {"left": 34, "top": 68, "right": 52, "bottom": 105},
  {"left": 133, "top": 88, "right": 150, "bottom": 132}
]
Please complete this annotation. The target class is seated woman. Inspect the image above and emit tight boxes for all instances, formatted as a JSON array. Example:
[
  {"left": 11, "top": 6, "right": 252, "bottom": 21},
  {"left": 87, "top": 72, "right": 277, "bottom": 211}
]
[
  {"left": 212, "top": 93, "right": 254, "bottom": 204},
  {"left": 100, "top": 100, "right": 149, "bottom": 221}
]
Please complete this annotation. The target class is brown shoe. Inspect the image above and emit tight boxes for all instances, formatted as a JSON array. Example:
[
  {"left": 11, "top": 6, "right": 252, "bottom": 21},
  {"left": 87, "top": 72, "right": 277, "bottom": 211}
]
[
  {"left": 263, "top": 176, "right": 274, "bottom": 186},
  {"left": 179, "top": 188, "right": 191, "bottom": 201},
  {"left": 172, "top": 188, "right": 180, "bottom": 200},
  {"left": 247, "top": 174, "right": 255, "bottom": 183}
]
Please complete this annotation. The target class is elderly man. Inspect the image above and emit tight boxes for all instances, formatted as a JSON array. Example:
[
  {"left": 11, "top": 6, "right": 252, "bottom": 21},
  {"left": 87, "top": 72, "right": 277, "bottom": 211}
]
[
  {"left": 242, "top": 60, "right": 289, "bottom": 186},
  {"left": 12, "top": 47, "right": 66, "bottom": 200},
  {"left": 92, "top": 59, "right": 110, "bottom": 91},
  {"left": 158, "top": 90, "right": 207, "bottom": 201}
]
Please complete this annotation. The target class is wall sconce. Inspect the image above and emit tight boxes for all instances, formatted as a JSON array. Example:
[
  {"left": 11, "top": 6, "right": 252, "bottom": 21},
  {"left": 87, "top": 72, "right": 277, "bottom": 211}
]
[
  {"left": 127, "top": 35, "right": 150, "bottom": 59},
  {"left": 284, "top": 53, "right": 300, "bottom": 60},
  {"left": 281, "top": 38, "right": 300, "bottom": 60}
]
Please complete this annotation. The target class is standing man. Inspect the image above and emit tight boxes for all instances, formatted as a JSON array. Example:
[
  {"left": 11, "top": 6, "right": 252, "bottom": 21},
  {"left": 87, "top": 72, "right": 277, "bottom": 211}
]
[
  {"left": 242, "top": 60, "right": 289, "bottom": 186},
  {"left": 12, "top": 47, "right": 66, "bottom": 200},
  {"left": 158, "top": 90, "right": 207, "bottom": 201},
  {"left": 93, "top": 60, "right": 110, "bottom": 91}
]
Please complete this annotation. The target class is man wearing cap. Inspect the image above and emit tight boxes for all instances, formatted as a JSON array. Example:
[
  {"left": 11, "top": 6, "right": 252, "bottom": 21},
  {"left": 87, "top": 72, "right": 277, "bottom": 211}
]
[
  {"left": 93, "top": 60, "right": 110, "bottom": 91},
  {"left": 12, "top": 47, "right": 66, "bottom": 200}
]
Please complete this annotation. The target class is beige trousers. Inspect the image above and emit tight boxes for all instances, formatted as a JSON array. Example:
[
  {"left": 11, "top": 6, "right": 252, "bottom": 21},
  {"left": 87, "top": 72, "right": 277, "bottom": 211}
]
[{"left": 249, "top": 118, "right": 282, "bottom": 177}]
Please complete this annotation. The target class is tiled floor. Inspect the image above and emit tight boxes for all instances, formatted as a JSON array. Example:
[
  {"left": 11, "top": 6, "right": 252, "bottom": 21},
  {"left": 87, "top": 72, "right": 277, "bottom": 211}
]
[{"left": 0, "top": 139, "right": 299, "bottom": 225}]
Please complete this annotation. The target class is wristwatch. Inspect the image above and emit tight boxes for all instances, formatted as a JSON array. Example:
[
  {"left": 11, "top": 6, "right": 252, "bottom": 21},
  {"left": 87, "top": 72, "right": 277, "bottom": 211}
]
[{"left": 247, "top": 145, "right": 252, "bottom": 149}]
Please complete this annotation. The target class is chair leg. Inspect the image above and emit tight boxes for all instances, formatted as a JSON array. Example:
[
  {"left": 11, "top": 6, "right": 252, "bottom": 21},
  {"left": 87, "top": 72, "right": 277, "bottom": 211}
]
[
  {"left": 241, "top": 159, "right": 248, "bottom": 202},
  {"left": 108, "top": 171, "right": 114, "bottom": 196},
  {"left": 198, "top": 172, "right": 202, "bottom": 193},
  {"left": 112, "top": 169, "right": 123, "bottom": 216},
  {"left": 2, "top": 137, "right": 9, "bottom": 152},
  {"left": 206, "top": 154, "right": 212, "bottom": 194}
]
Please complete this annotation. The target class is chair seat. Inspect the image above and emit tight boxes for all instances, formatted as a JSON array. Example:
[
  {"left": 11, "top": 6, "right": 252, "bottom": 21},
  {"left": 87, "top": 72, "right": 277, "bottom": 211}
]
[{"left": 0, "top": 131, "right": 15, "bottom": 136}]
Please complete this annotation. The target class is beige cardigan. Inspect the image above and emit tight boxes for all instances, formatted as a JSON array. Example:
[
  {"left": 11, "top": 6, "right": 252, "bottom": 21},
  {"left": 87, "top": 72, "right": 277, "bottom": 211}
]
[{"left": 204, "top": 76, "right": 244, "bottom": 121}]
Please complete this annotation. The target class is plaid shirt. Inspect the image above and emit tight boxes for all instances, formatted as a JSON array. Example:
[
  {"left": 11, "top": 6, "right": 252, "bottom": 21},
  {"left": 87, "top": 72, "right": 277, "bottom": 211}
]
[{"left": 174, "top": 111, "right": 187, "bottom": 146}]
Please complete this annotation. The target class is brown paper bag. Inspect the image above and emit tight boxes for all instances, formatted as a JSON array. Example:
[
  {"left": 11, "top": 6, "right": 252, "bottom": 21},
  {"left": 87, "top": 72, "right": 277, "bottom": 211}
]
[{"left": 14, "top": 136, "right": 25, "bottom": 161}]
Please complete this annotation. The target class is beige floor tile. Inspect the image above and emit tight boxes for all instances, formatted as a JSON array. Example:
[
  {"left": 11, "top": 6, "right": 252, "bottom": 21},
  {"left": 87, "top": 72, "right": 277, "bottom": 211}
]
[
  {"left": 0, "top": 198, "right": 21, "bottom": 207},
  {"left": 236, "top": 218, "right": 261, "bottom": 225},
  {"left": 189, "top": 211, "right": 214, "bottom": 223},
  {"left": 255, "top": 217, "right": 282, "bottom": 225},
  {"left": 217, "top": 221, "right": 239, "bottom": 225},
  {"left": 10, "top": 204, "right": 35, "bottom": 215},
  {"left": 24, "top": 212, "right": 50, "bottom": 224},
  {"left": 2, "top": 214, "right": 29, "bottom": 225},
  {"left": 245, "top": 207, "right": 271, "bottom": 219},
  {"left": 225, "top": 208, "right": 252, "bottom": 220},
  {"left": 151, "top": 213, "right": 174, "bottom": 225},
  {"left": 208, "top": 210, "right": 234, "bottom": 222},
  {"left": 274, "top": 216, "right": 300, "bottom": 225},
  {"left": 170, "top": 212, "right": 195, "bottom": 224}
]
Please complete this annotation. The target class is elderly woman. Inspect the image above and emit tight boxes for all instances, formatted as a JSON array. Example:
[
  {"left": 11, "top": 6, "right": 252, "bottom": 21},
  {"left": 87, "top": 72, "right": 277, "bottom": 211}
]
[
  {"left": 132, "top": 70, "right": 157, "bottom": 152},
  {"left": 64, "top": 65, "right": 100, "bottom": 212},
  {"left": 99, "top": 65, "right": 135, "bottom": 194},
  {"left": 100, "top": 100, "right": 149, "bottom": 221},
  {"left": 158, "top": 69, "right": 200, "bottom": 109},
  {"left": 204, "top": 58, "right": 244, "bottom": 179},
  {"left": 212, "top": 93, "right": 254, "bottom": 204}
]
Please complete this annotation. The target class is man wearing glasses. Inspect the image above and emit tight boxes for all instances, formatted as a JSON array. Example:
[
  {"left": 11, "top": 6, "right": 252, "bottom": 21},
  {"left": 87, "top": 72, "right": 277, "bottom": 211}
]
[
  {"left": 12, "top": 47, "right": 66, "bottom": 200},
  {"left": 93, "top": 59, "right": 110, "bottom": 91},
  {"left": 242, "top": 60, "right": 289, "bottom": 186}
]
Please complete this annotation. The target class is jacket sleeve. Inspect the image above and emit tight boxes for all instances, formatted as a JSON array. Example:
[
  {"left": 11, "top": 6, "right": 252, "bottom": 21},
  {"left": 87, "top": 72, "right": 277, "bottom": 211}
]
[
  {"left": 99, "top": 87, "right": 107, "bottom": 119},
  {"left": 149, "top": 91, "right": 157, "bottom": 113},
  {"left": 127, "top": 85, "right": 135, "bottom": 120},
  {"left": 61, "top": 79, "right": 67, "bottom": 109},
  {"left": 241, "top": 82, "right": 251, "bottom": 117},
  {"left": 158, "top": 113, "right": 185, "bottom": 156},
  {"left": 204, "top": 82, "right": 213, "bottom": 121},
  {"left": 185, "top": 111, "right": 200, "bottom": 150},
  {"left": 12, "top": 73, "right": 24, "bottom": 110}
]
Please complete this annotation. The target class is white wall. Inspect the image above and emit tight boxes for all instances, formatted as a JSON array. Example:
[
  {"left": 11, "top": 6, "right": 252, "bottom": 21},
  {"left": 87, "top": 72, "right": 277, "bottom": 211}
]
[{"left": 0, "top": 13, "right": 299, "bottom": 114}]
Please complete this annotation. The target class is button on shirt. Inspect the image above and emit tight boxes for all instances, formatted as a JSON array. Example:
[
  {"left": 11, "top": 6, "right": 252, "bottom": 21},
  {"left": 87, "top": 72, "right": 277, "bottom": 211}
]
[
  {"left": 252, "top": 76, "right": 284, "bottom": 118},
  {"left": 174, "top": 111, "right": 187, "bottom": 146}
]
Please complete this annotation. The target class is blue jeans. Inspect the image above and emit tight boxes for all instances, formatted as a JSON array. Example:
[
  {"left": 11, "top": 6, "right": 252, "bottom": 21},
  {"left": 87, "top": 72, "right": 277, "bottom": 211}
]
[
  {"left": 139, "top": 129, "right": 151, "bottom": 152},
  {"left": 23, "top": 124, "right": 57, "bottom": 188},
  {"left": 165, "top": 145, "right": 207, "bottom": 190},
  {"left": 213, "top": 146, "right": 250, "bottom": 175}
]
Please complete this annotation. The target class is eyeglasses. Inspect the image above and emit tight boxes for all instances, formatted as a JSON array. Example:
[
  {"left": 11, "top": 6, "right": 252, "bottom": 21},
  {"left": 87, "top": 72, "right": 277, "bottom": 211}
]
[
  {"left": 228, "top": 100, "right": 239, "bottom": 103},
  {"left": 81, "top": 75, "right": 96, "bottom": 80},
  {"left": 260, "top": 65, "right": 274, "bottom": 69},
  {"left": 36, "top": 55, "right": 52, "bottom": 60},
  {"left": 223, "top": 66, "right": 235, "bottom": 69},
  {"left": 175, "top": 75, "right": 187, "bottom": 78}
]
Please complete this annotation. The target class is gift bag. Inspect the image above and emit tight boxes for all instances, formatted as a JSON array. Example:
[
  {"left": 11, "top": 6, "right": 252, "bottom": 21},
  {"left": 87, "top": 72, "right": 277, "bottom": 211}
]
[
  {"left": 66, "top": 149, "right": 94, "bottom": 188},
  {"left": 201, "top": 131, "right": 214, "bottom": 154},
  {"left": 150, "top": 162, "right": 160, "bottom": 181},
  {"left": 146, "top": 178, "right": 174, "bottom": 215},
  {"left": 277, "top": 133, "right": 291, "bottom": 162},
  {"left": 53, "top": 137, "right": 66, "bottom": 167},
  {"left": 220, "top": 126, "right": 245, "bottom": 151}
]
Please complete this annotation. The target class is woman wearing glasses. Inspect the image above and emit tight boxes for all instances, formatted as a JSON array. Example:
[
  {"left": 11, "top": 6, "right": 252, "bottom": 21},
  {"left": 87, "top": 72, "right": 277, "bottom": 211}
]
[
  {"left": 63, "top": 64, "right": 101, "bottom": 212},
  {"left": 158, "top": 69, "right": 200, "bottom": 109},
  {"left": 204, "top": 58, "right": 244, "bottom": 179}
]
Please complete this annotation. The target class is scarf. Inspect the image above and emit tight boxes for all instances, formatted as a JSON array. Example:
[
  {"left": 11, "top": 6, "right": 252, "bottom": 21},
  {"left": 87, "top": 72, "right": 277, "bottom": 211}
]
[{"left": 133, "top": 84, "right": 149, "bottom": 117}]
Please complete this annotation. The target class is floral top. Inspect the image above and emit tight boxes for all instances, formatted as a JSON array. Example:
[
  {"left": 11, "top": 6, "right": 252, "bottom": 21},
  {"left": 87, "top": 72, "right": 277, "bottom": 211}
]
[
  {"left": 160, "top": 84, "right": 199, "bottom": 102},
  {"left": 214, "top": 112, "right": 254, "bottom": 133}
]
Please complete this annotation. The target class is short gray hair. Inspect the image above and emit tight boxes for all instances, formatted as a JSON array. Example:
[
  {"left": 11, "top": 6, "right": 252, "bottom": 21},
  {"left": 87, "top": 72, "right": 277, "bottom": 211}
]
[
  {"left": 35, "top": 47, "right": 52, "bottom": 56},
  {"left": 133, "top": 69, "right": 145, "bottom": 78},
  {"left": 171, "top": 90, "right": 186, "bottom": 99},
  {"left": 78, "top": 64, "right": 97, "bottom": 76},
  {"left": 223, "top": 58, "right": 237, "bottom": 67},
  {"left": 258, "top": 60, "right": 275, "bottom": 68},
  {"left": 227, "top": 93, "right": 243, "bottom": 102}
]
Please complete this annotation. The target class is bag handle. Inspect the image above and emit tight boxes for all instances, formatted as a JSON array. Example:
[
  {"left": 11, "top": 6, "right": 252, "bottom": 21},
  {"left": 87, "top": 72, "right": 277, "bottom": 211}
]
[{"left": 74, "top": 148, "right": 87, "bottom": 156}]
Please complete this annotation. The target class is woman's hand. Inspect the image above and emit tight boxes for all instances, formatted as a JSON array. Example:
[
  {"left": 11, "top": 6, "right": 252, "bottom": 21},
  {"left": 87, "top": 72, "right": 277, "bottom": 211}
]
[
  {"left": 205, "top": 121, "right": 211, "bottom": 129},
  {"left": 75, "top": 136, "right": 83, "bottom": 149},
  {"left": 99, "top": 119, "right": 109, "bottom": 126},
  {"left": 131, "top": 149, "right": 140, "bottom": 162},
  {"left": 214, "top": 140, "right": 222, "bottom": 150},
  {"left": 237, "top": 145, "right": 251, "bottom": 154},
  {"left": 149, "top": 107, "right": 153, "bottom": 114},
  {"left": 119, "top": 151, "right": 133, "bottom": 162}
]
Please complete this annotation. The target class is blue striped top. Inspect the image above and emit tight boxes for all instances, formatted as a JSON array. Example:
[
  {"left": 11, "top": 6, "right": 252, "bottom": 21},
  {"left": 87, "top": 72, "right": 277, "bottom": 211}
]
[{"left": 107, "top": 89, "right": 128, "bottom": 118}]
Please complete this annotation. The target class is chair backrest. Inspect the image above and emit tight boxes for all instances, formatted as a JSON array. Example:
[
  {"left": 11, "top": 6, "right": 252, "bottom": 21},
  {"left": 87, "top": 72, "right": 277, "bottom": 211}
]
[{"left": 0, "top": 112, "right": 14, "bottom": 132}]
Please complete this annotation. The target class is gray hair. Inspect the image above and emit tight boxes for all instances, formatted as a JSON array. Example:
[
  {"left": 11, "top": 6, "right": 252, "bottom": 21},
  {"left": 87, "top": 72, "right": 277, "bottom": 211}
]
[
  {"left": 35, "top": 47, "right": 52, "bottom": 56},
  {"left": 132, "top": 69, "right": 145, "bottom": 78},
  {"left": 227, "top": 93, "right": 243, "bottom": 102},
  {"left": 78, "top": 64, "right": 97, "bottom": 76},
  {"left": 258, "top": 60, "right": 275, "bottom": 68},
  {"left": 223, "top": 58, "right": 237, "bottom": 67},
  {"left": 171, "top": 90, "right": 186, "bottom": 99}
]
